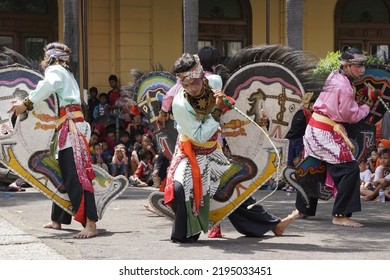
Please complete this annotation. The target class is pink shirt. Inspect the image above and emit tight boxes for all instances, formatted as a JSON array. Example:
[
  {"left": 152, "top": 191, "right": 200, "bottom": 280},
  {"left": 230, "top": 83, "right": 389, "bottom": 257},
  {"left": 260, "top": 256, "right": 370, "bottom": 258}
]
[
  {"left": 313, "top": 70, "right": 370, "bottom": 123},
  {"left": 161, "top": 81, "right": 181, "bottom": 112}
]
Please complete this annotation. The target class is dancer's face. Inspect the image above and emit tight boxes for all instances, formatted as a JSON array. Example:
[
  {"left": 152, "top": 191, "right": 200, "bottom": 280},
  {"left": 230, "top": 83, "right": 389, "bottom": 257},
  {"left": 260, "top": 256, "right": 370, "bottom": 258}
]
[
  {"left": 344, "top": 58, "right": 366, "bottom": 80},
  {"left": 181, "top": 78, "right": 203, "bottom": 97}
]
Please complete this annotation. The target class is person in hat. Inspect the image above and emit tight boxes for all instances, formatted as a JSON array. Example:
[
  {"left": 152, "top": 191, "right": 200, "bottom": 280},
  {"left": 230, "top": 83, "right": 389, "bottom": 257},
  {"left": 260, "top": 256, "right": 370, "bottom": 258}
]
[
  {"left": 8, "top": 42, "right": 99, "bottom": 238},
  {"left": 295, "top": 47, "right": 374, "bottom": 227}
]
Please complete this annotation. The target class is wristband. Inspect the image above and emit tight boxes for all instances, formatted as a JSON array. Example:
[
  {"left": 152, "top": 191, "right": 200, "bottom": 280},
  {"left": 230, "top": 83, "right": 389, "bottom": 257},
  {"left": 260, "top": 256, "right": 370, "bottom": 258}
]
[{"left": 23, "top": 97, "right": 34, "bottom": 111}]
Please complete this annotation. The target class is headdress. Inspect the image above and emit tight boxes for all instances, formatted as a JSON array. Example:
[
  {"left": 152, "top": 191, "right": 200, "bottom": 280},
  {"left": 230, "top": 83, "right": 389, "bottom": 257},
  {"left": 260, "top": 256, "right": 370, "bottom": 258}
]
[
  {"left": 176, "top": 54, "right": 203, "bottom": 81},
  {"left": 44, "top": 42, "right": 71, "bottom": 65},
  {"left": 340, "top": 49, "right": 367, "bottom": 66}
]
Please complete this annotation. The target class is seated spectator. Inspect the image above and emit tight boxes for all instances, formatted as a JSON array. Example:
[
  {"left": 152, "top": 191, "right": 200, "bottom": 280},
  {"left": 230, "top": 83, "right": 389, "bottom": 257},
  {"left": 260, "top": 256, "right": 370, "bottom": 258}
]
[
  {"left": 367, "top": 149, "right": 379, "bottom": 174},
  {"left": 87, "top": 86, "right": 100, "bottom": 124},
  {"left": 93, "top": 92, "right": 110, "bottom": 120},
  {"left": 130, "top": 134, "right": 157, "bottom": 175},
  {"left": 374, "top": 139, "right": 390, "bottom": 168},
  {"left": 101, "top": 139, "right": 114, "bottom": 164},
  {"left": 91, "top": 143, "right": 109, "bottom": 173},
  {"left": 130, "top": 149, "right": 153, "bottom": 188},
  {"left": 359, "top": 157, "right": 373, "bottom": 190},
  {"left": 89, "top": 132, "right": 100, "bottom": 154},
  {"left": 110, "top": 144, "right": 129, "bottom": 178},
  {"left": 117, "top": 130, "right": 133, "bottom": 157},
  {"left": 106, "top": 129, "right": 117, "bottom": 149},
  {"left": 361, "top": 148, "right": 390, "bottom": 201}
]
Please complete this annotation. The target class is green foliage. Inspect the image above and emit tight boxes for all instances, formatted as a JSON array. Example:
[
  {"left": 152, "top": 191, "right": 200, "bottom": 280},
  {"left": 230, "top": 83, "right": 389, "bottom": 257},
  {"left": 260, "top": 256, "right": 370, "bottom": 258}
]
[
  {"left": 312, "top": 51, "right": 340, "bottom": 81},
  {"left": 366, "top": 54, "right": 385, "bottom": 65},
  {"left": 312, "top": 50, "right": 387, "bottom": 81}
]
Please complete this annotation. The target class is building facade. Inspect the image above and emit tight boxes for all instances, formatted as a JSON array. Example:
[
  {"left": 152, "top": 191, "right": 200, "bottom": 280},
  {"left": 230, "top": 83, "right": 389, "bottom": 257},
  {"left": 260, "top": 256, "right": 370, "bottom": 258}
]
[{"left": 1, "top": 0, "right": 390, "bottom": 94}]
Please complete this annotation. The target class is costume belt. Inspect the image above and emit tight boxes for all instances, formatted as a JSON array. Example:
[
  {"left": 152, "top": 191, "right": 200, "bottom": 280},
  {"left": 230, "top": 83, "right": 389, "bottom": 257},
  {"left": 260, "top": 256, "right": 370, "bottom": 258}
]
[
  {"left": 309, "top": 112, "right": 355, "bottom": 152},
  {"left": 56, "top": 104, "right": 84, "bottom": 130},
  {"left": 179, "top": 134, "right": 220, "bottom": 153}
]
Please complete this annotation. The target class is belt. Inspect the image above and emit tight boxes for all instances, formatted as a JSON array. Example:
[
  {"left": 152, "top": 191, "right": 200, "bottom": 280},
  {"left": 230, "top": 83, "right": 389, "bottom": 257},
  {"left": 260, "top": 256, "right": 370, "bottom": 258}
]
[
  {"left": 310, "top": 112, "right": 355, "bottom": 152},
  {"left": 56, "top": 104, "right": 85, "bottom": 130}
]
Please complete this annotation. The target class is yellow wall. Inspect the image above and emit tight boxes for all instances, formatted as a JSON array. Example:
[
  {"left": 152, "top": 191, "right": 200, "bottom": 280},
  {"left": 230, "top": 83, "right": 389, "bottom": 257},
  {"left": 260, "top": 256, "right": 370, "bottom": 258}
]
[
  {"left": 244, "top": 0, "right": 285, "bottom": 46},
  {"left": 151, "top": 0, "right": 182, "bottom": 72},
  {"left": 304, "top": 0, "right": 337, "bottom": 58},
  {"left": 87, "top": 0, "right": 112, "bottom": 92},
  {"left": 87, "top": 0, "right": 183, "bottom": 92}
]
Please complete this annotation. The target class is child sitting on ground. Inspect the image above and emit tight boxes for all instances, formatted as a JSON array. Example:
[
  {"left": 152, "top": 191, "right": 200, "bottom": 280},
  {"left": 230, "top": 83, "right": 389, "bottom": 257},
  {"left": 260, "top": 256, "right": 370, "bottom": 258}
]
[
  {"left": 110, "top": 144, "right": 129, "bottom": 178},
  {"left": 359, "top": 156, "right": 373, "bottom": 192},
  {"left": 361, "top": 148, "right": 390, "bottom": 201},
  {"left": 129, "top": 149, "right": 153, "bottom": 187},
  {"left": 91, "top": 142, "right": 109, "bottom": 173}
]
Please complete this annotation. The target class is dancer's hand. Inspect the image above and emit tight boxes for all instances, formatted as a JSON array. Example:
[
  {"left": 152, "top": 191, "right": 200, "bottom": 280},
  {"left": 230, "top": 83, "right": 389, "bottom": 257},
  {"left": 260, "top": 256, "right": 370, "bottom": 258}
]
[
  {"left": 8, "top": 100, "right": 27, "bottom": 116},
  {"left": 213, "top": 89, "right": 226, "bottom": 110}
]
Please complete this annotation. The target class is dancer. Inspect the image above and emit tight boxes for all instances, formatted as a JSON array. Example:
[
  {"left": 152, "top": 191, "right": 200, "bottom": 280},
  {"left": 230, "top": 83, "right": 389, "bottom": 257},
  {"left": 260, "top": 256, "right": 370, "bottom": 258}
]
[
  {"left": 165, "top": 53, "right": 298, "bottom": 243},
  {"left": 296, "top": 47, "right": 372, "bottom": 227},
  {"left": 8, "top": 42, "right": 99, "bottom": 238}
]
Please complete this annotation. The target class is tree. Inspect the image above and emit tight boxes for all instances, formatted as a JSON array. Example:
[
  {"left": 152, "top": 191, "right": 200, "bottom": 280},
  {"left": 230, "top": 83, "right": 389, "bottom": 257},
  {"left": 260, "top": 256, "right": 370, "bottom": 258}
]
[
  {"left": 63, "top": 0, "right": 80, "bottom": 84},
  {"left": 286, "top": 0, "right": 304, "bottom": 50},
  {"left": 183, "top": 0, "right": 199, "bottom": 54}
]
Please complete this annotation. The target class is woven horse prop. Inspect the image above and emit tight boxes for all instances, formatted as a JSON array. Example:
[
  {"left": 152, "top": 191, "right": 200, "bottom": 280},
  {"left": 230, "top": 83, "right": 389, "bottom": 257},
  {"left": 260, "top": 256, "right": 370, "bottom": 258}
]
[
  {"left": 132, "top": 69, "right": 177, "bottom": 219},
  {"left": 0, "top": 62, "right": 128, "bottom": 219},
  {"left": 211, "top": 45, "right": 324, "bottom": 224},
  {"left": 135, "top": 45, "right": 324, "bottom": 225}
]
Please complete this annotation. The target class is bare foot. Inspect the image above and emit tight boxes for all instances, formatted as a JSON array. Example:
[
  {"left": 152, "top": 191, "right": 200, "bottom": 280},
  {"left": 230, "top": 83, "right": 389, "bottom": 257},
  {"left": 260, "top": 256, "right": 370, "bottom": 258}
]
[
  {"left": 272, "top": 209, "right": 300, "bottom": 236},
  {"left": 43, "top": 221, "right": 61, "bottom": 230},
  {"left": 297, "top": 211, "right": 308, "bottom": 219},
  {"left": 142, "top": 203, "right": 164, "bottom": 217},
  {"left": 73, "top": 220, "right": 98, "bottom": 239},
  {"left": 332, "top": 216, "right": 363, "bottom": 228}
]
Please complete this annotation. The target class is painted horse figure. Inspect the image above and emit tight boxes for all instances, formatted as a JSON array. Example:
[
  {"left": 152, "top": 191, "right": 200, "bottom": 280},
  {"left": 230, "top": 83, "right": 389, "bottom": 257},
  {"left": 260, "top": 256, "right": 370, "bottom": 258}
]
[
  {"left": 213, "top": 44, "right": 324, "bottom": 224},
  {"left": 132, "top": 69, "right": 177, "bottom": 219},
  {"left": 0, "top": 48, "right": 128, "bottom": 219}
]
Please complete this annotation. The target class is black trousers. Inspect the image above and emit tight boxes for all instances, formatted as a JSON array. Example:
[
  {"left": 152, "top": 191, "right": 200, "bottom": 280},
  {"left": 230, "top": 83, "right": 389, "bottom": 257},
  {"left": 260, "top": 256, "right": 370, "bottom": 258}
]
[
  {"left": 228, "top": 196, "right": 280, "bottom": 237},
  {"left": 296, "top": 161, "right": 361, "bottom": 217},
  {"left": 171, "top": 181, "right": 200, "bottom": 242},
  {"left": 171, "top": 181, "right": 280, "bottom": 241},
  {"left": 51, "top": 147, "right": 98, "bottom": 224}
]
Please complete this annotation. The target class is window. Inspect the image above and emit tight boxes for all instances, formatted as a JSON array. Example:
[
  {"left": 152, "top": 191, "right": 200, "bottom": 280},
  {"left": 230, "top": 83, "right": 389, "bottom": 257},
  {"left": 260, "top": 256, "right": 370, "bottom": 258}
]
[
  {"left": 24, "top": 37, "right": 48, "bottom": 61},
  {"left": 0, "top": 35, "right": 13, "bottom": 49},
  {"left": 335, "top": 0, "right": 390, "bottom": 61},
  {"left": 198, "top": 0, "right": 252, "bottom": 63}
]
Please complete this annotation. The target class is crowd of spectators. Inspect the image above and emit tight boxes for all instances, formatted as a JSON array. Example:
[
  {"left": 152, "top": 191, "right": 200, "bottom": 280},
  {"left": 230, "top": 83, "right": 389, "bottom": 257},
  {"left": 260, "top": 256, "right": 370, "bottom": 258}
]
[{"left": 86, "top": 74, "right": 165, "bottom": 188}]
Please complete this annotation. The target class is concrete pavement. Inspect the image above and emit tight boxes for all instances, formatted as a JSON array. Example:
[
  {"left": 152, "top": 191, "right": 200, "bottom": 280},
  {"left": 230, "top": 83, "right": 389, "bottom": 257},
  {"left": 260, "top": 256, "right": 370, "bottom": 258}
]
[{"left": 0, "top": 186, "right": 390, "bottom": 260}]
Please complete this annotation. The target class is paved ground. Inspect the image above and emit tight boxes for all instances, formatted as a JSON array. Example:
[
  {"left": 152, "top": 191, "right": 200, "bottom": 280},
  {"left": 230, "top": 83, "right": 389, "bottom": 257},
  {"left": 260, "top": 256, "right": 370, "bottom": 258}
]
[{"left": 1, "top": 185, "right": 390, "bottom": 261}]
